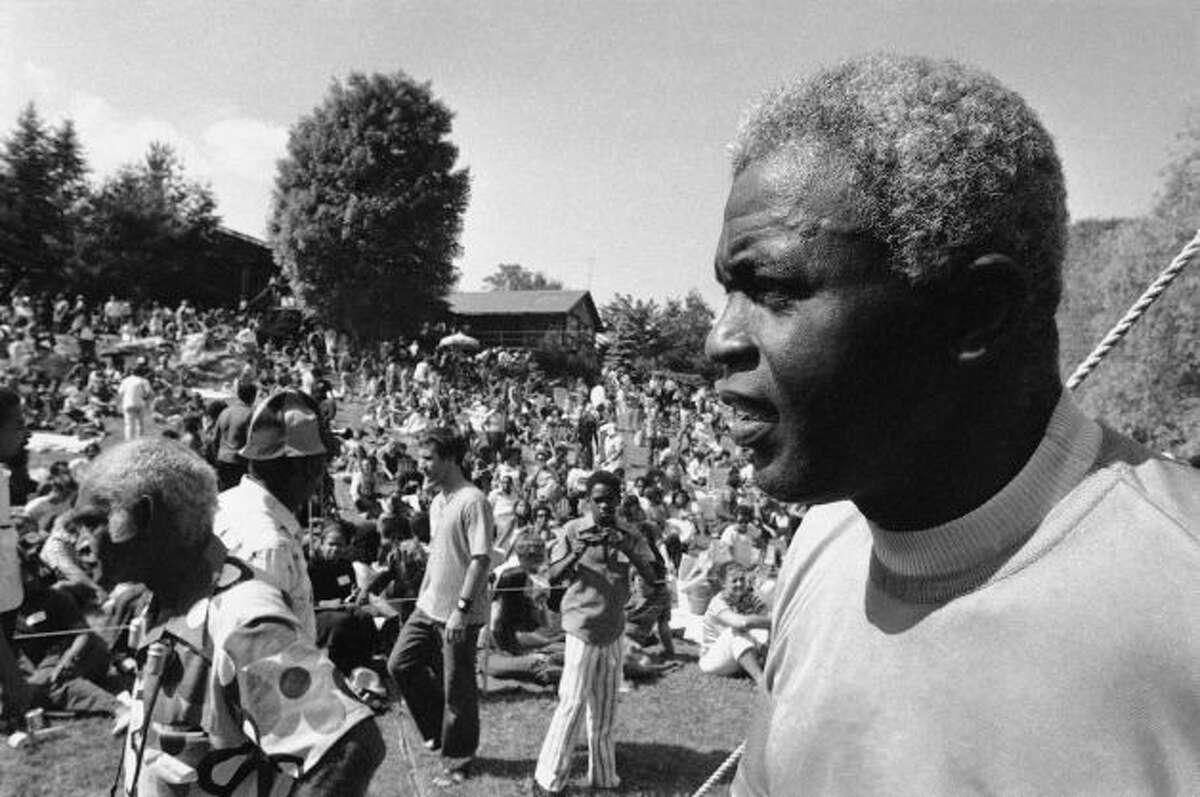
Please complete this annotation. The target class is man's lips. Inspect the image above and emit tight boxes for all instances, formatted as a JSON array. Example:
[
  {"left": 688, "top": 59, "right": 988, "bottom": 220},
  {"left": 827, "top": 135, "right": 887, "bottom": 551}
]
[{"left": 718, "top": 389, "right": 780, "bottom": 447}]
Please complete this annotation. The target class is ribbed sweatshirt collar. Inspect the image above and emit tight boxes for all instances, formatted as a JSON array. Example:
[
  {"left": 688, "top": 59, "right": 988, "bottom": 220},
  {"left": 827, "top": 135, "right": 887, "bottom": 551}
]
[{"left": 868, "top": 391, "right": 1102, "bottom": 582}]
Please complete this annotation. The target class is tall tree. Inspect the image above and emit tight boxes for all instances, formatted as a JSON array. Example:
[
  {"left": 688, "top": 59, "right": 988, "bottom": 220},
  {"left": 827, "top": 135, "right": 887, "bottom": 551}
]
[
  {"left": 269, "top": 71, "right": 470, "bottom": 340},
  {"left": 0, "top": 104, "right": 55, "bottom": 289},
  {"left": 0, "top": 107, "right": 91, "bottom": 293},
  {"left": 600, "top": 293, "right": 663, "bottom": 374},
  {"left": 483, "top": 263, "right": 563, "bottom": 291},
  {"left": 45, "top": 118, "right": 90, "bottom": 281},
  {"left": 658, "top": 290, "right": 717, "bottom": 377},
  {"left": 81, "top": 142, "right": 221, "bottom": 303}
]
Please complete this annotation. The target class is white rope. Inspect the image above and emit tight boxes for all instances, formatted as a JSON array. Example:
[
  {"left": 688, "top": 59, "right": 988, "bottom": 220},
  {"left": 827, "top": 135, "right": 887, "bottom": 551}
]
[
  {"left": 692, "top": 741, "right": 746, "bottom": 797},
  {"left": 1066, "top": 228, "right": 1200, "bottom": 391},
  {"left": 12, "top": 578, "right": 675, "bottom": 641}
]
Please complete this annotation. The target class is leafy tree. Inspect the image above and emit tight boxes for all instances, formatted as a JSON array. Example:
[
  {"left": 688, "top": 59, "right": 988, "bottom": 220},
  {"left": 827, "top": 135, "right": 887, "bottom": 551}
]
[
  {"left": 483, "top": 263, "right": 563, "bottom": 291},
  {"left": 601, "top": 293, "right": 662, "bottom": 374},
  {"left": 0, "top": 104, "right": 56, "bottom": 288},
  {"left": 599, "top": 290, "right": 717, "bottom": 378},
  {"left": 658, "top": 290, "right": 717, "bottom": 377},
  {"left": 80, "top": 142, "right": 221, "bottom": 303},
  {"left": 270, "top": 71, "right": 470, "bottom": 341},
  {"left": 0, "top": 106, "right": 90, "bottom": 293},
  {"left": 1060, "top": 109, "right": 1200, "bottom": 456}
]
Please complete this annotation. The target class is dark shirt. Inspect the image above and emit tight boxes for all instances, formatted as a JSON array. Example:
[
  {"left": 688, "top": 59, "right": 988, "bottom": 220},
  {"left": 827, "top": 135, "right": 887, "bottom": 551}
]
[
  {"left": 308, "top": 558, "right": 357, "bottom": 603},
  {"left": 16, "top": 585, "right": 84, "bottom": 664},
  {"left": 492, "top": 568, "right": 538, "bottom": 654},
  {"left": 214, "top": 400, "right": 254, "bottom": 464}
]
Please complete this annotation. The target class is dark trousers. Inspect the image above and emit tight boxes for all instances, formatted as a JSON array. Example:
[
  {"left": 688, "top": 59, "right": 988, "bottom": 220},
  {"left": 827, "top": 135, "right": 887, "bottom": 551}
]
[
  {"left": 215, "top": 459, "right": 246, "bottom": 492},
  {"left": 387, "top": 607, "right": 481, "bottom": 759},
  {"left": 316, "top": 609, "right": 377, "bottom": 675}
]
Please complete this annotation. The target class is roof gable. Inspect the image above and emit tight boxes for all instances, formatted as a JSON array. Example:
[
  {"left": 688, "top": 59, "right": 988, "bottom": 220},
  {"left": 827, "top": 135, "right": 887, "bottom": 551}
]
[{"left": 448, "top": 290, "right": 600, "bottom": 327}]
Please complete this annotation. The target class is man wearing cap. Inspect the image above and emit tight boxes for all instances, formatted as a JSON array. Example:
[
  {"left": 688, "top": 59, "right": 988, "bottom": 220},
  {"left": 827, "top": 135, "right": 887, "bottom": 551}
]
[{"left": 214, "top": 390, "right": 329, "bottom": 639}]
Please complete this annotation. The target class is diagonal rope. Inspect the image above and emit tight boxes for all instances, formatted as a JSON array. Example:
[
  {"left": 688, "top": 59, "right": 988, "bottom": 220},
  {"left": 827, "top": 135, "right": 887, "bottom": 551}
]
[
  {"left": 1066, "top": 228, "right": 1200, "bottom": 391},
  {"left": 691, "top": 741, "right": 746, "bottom": 797}
]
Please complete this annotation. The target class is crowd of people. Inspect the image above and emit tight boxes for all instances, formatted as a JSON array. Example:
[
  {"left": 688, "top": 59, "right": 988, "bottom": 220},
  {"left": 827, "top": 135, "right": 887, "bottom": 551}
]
[{"left": 0, "top": 274, "right": 791, "bottom": 794}]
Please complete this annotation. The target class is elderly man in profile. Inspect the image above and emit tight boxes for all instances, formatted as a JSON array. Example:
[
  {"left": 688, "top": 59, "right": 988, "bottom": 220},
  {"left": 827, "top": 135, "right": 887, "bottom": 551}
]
[
  {"left": 76, "top": 437, "right": 383, "bottom": 797},
  {"left": 705, "top": 54, "right": 1200, "bottom": 795}
]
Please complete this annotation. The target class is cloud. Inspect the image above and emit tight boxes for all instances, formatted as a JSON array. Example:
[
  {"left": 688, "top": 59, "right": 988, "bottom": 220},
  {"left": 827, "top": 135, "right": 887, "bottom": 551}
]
[{"left": 1, "top": 60, "right": 286, "bottom": 237}]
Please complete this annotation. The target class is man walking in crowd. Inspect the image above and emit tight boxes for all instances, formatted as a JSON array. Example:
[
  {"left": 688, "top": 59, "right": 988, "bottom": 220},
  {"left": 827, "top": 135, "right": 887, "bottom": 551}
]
[
  {"left": 706, "top": 54, "right": 1200, "bottom": 795},
  {"left": 533, "top": 470, "right": 661, "bottom": 795},
  {"left": 387, "top": 427, "right": 493, "bottom": 785},
  {"left": 211, "top": 379, "right": 257, "bottom": 491},
  {"left": 214, "top": 389, "right": 328, "bottom": 639},
  {"left": 76, "top": 437, "right": 383, "bottom": 796}
]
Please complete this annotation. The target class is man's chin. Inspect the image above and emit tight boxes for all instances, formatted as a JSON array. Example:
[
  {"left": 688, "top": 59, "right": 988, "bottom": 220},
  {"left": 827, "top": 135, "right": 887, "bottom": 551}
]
[{"left": 752, "top": 454, "right": 830, "bottom": 505}]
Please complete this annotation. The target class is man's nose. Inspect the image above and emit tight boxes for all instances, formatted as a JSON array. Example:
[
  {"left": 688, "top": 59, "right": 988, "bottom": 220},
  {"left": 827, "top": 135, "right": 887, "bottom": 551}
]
[{"left": 705, "top": 296, "right": 757, "bottom": 370}]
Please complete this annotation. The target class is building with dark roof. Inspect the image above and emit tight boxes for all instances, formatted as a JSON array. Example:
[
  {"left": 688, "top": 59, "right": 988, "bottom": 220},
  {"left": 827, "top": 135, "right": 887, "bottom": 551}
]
[
  {"left": 212, "top": 226, "right": 278, "bottom": 305},
  {"left": 447, "top": 289, "right": 601, "bottom": 354}
]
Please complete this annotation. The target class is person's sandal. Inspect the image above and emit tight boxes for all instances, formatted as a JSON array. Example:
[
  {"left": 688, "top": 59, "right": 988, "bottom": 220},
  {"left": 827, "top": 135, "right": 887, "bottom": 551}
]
[{"left": 432, "top": 757, "right": 473, "bottom": 787}]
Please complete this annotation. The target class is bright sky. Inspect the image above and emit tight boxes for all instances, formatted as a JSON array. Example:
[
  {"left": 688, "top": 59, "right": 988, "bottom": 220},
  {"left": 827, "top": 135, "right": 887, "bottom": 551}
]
[{"left": 1, "top": 1, "right": 1196, "bottom": 309}]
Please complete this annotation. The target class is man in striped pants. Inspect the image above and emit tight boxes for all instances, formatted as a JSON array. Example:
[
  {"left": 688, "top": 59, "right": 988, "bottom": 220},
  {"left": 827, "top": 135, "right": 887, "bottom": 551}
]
[{"left": 533, "top": 470, "right": 661, "bottom": 795}]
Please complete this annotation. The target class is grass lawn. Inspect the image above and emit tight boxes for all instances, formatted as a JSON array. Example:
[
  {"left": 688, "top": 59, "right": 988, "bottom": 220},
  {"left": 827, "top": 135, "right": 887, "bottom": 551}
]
[{"left": 0, "top": 648, "right": 752, "bottom": 796}]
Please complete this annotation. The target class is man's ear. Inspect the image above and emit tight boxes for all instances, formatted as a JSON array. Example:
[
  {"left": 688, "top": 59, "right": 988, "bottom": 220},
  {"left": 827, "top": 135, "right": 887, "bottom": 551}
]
[
  {"left": 129, "top": 493, "right": 155, "bottom": 537},
  {"left": 948, "top": 254, "right": 1028, "bottom": 363}
]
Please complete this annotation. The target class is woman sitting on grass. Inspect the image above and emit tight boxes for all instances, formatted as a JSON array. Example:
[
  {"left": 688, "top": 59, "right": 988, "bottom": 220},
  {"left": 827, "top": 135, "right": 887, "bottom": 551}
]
[
  {"left": 698, "top": 561, "right": 771, "bottom": 684},
  {"left": 308, "top": 519, "right": 378, "bottom": 679}
]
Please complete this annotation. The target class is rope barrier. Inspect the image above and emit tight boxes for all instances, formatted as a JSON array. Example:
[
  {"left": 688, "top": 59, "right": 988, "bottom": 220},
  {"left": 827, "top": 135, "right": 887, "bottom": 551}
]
[
  {"left": 691, "top": 741, "right": 746, "bottom": 797},
  {"left": 11, "top": 577, "right": 677, "bottom": 641},
  {"left": 1065, "top": 228, "right": 1200, "bottom": 391}
]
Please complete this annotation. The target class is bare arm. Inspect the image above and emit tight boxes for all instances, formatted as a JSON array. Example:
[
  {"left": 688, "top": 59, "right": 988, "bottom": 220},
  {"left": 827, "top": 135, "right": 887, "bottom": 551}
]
[
  {"left": 715, "top": 607, "right": 771, "bottom": 632},
  {"left": 293, "top": 719, "right": 385, "bottom": 797},
  {"left": 443, "top": 554, "right": 490, "bottom": 644},
  {"left": 547, "top": 538, "right": 585, "bottom": 584}
]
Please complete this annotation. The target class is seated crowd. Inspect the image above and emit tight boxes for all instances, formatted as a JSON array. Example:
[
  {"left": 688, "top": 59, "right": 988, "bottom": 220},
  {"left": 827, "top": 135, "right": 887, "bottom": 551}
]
[{"left": 0, "top": 288, "right": 801, "bottom": 741}]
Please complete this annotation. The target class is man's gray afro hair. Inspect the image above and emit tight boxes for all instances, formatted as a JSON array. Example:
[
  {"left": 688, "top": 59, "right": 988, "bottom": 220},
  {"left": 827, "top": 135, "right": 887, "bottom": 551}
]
[
  {"left": 732, "top": 53, "right": 1068, "bottom": 321},
  {"left": 80, "top": 437, "right": 218, "bottom": 549}
]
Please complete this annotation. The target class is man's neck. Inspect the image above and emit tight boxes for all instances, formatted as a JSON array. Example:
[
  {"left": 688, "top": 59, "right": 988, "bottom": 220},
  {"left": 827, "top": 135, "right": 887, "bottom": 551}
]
[
  {"left": 151, "top": 541, "right": 222, "bottom": 613},
  {"left": 434, "top": 468, "right": 469, "bottom": 496},
  {"left": 247, "top": 472, "right": 299, "bottom": 518},
  {"left": 856, "top": 381, "right": 1061, "bottom": 531}
]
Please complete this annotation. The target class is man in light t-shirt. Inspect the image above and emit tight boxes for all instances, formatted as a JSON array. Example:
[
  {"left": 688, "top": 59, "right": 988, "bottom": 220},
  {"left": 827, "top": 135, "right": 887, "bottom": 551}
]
[{"left": 387, "top": 427, "right": 493, "bottom": 785}]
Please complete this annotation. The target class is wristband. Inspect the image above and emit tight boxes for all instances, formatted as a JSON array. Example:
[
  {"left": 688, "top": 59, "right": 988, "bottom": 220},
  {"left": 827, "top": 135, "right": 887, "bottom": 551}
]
[{"left": 456, "top": 596, "right": 472, "bottom": 613}]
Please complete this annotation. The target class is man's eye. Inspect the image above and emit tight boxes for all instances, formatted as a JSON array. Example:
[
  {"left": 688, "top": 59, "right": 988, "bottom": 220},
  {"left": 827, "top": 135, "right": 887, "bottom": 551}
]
[{"left": 742, "top": 282, "right": 800, "bottom": 311}]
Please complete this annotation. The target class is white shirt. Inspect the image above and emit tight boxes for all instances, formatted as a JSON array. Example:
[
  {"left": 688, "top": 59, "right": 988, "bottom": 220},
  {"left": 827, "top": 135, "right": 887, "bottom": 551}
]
[
  {"left": 117, "top": 374, "right": 153, "bottom": 411},
  {"left": 214, "top": 476, "right": 316, "bottom": 638},
  {"left": 0, "top": 466, "right": 20, "bottom": 613}
]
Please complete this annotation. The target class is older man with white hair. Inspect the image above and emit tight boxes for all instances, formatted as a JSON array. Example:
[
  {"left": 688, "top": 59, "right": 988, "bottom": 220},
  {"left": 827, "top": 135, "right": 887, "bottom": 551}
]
[
  {"left": 707, "top": 53, "right": 1200, "bottom": 795},
  {"left": 76, "top": 437, "right": 383, "bottom": 797}
]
